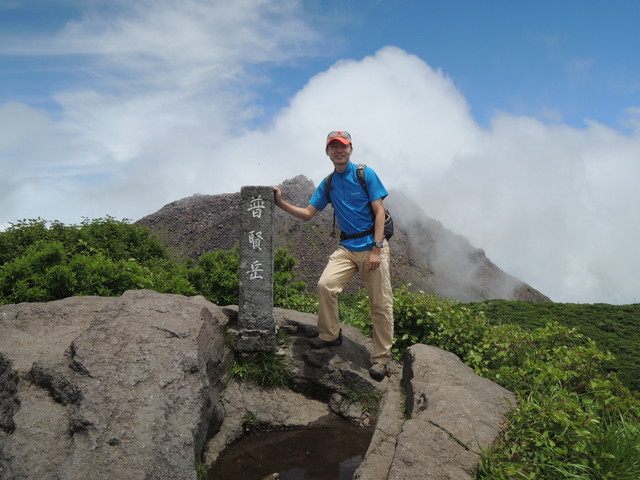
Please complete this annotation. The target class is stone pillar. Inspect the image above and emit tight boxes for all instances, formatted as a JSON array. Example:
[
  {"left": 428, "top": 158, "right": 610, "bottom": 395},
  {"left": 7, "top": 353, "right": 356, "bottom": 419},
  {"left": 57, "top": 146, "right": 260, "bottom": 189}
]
[{"left": 236, "top": 186, "right": 276, "bottom": 352}]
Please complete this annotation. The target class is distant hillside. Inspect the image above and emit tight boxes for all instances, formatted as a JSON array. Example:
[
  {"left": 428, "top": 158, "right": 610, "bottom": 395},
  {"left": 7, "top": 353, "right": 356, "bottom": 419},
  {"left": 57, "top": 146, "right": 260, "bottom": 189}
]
[
  {"left": 468, "top": 300, "right": 640, "bottom": 392},
  {"left": 136, "top": 175, "right": 550, "bottom": 303}
]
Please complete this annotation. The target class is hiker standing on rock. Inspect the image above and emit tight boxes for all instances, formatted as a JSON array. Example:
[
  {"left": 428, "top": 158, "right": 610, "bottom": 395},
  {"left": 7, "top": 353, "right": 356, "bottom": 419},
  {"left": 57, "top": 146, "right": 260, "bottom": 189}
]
[{"left": 273, "top": 130, "right": 393, "bottom": 382}]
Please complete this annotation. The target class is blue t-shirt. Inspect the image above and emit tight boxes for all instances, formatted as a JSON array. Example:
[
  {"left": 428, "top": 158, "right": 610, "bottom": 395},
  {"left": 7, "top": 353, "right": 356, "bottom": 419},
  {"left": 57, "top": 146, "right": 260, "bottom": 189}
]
[{"left": 309, "top": 162, "right": 388, "bottom": 252}]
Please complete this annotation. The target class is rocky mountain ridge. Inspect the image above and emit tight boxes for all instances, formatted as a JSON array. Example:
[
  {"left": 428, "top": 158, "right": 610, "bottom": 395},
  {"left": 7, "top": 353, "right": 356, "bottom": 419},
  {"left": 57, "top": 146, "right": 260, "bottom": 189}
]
[{"left": 136, "top": 175, "right": 549, "bottom": 303}]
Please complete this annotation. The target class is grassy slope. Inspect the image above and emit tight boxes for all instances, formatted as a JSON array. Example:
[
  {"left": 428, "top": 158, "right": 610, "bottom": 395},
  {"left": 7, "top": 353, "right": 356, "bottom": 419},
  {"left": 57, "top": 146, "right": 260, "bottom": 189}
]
[{"left": 466, "top": 300, "right": 640, "bottom": 392}]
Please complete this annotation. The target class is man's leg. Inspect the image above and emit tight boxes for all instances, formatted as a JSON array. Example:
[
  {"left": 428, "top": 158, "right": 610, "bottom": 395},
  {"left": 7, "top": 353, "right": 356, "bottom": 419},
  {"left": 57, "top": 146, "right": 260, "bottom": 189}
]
[
  {"left": 360, "top": 242, "right": 394, "bottom": 365},
  {"left": 316, "top": 247, "right": 358, "bottom": 341}
]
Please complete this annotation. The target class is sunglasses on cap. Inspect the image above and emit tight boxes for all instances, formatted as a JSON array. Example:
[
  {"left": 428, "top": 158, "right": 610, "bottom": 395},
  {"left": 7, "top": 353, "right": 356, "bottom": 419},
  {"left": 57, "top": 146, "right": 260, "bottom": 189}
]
[{"left": 326, "top": 131, "right": 352, "bottom": 146}]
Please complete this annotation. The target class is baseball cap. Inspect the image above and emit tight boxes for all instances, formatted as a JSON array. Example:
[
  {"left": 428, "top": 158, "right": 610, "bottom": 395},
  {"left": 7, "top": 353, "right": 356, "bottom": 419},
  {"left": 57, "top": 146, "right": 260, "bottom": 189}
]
[{"left": 326, "top": 130, "right": 352, "bottom": 146}]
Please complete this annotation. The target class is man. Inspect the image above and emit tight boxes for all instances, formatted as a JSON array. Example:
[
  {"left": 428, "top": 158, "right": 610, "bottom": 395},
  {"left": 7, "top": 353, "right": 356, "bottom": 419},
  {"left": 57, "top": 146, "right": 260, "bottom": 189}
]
[{"left": 273, "top": 130, "right": 394, "bottom": 381}]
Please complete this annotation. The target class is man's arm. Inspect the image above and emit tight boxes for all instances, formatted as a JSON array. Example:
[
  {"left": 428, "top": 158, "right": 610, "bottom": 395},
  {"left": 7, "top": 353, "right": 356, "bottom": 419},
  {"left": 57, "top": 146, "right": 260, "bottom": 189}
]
[
  {"left": 368, "top": 198, "right": 386, "bottom": 271},
  {"left": 371, "top": 198, "right": 386, "bottom": 244},
  {"left": 273, "top": 186, "right": 318, "bottom": 221}
]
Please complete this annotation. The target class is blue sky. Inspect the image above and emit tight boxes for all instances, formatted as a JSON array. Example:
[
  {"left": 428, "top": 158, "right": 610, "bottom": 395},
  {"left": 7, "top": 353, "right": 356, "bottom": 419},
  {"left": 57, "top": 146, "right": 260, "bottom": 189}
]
[
  {"left": 256, "top": 0, "right": 640, "bottom": 129},
  {"left": 1, "top": 0, "right": 639, "bottom": 304},
  {"left": 4, "top": 1, "right": 639, "bottom": 128}
]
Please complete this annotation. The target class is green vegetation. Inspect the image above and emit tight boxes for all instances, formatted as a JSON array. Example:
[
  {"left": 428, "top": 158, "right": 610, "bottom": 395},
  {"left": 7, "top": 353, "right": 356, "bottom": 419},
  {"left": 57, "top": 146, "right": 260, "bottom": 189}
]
[
  {"left": 195, "top": 462, "right": 208, "bottom": 480},
  {"left": 242, "top": 411, "right": 258, "bottom": 433},
  {"left": 2, "top": 218, "right": 639, "bottom": 479},
  {"left": 344, "top": 387, "right": 382, "bottom": 415},
  {"left": 384, "top": 287, "right": 640, "bottom": 479},
  {"left": 0, "top": 218, "right": 316, "bottom": 310},
  {"left": 188, "top": 247, "right": 240, "bottom": 306},
  {"left": 184, "top": 243, "right": 320, "bottom": 312},
  {"left": 229, "top": 352, "right": 292, "bottom": 389},
  {"left": 0, "top": 218, "right": 194, "bottom": 304},
  {"left": 466, "top": 300, "right": 640, "bottom": 392}
]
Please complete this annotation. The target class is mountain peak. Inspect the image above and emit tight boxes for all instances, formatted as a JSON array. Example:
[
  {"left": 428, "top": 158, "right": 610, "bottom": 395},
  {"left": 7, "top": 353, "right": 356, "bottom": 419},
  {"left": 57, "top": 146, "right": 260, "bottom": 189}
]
[{"left": 136, "top": 177, "right": 549, "bottom": 303}]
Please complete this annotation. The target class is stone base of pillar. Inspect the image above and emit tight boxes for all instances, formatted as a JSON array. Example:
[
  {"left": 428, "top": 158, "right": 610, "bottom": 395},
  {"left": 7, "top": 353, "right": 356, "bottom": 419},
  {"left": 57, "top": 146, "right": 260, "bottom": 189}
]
[{"left": 229, "top": 327, "right": 277, "bottom": 353}]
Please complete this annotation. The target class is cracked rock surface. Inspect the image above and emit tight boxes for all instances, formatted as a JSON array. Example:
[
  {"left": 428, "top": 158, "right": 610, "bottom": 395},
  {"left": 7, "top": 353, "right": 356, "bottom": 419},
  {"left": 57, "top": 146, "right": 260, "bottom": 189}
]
[
  {"left": 388, "top": 344, "right": 517, "bottom": 479},
  {"left": 0, "top": 291, "right": 227, "bottom": 480}
]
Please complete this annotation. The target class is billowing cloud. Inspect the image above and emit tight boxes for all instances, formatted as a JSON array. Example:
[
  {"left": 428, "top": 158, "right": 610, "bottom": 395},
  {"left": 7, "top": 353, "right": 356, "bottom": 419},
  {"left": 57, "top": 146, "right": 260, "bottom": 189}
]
[
  {"left": 252, "top": 48, "right": 640, "bottom": 304},
  {"left": 1, "top": 0, "right": 321, "bottom": 218},
  {"left": 1, "top": 1, "right": 639, "bottom": 304}
]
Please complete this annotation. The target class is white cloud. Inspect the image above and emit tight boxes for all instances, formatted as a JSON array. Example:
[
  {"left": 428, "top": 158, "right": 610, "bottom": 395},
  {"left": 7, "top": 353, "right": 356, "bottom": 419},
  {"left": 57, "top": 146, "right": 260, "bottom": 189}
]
[
  {"left": 1, "top": 0, "right": 321, "bottom": 219},
  {"left": 1, "top": 1, "right": 639, "bottom": 304},
  {"left": 424, "top": 114, "right": 640, "bottom": 304},
  {"left": 261, "top": 49, "right": 640, "bottom": 304}
]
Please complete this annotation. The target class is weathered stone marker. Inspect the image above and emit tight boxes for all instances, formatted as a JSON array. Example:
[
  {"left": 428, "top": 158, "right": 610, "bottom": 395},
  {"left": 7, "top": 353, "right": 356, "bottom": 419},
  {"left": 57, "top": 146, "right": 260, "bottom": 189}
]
[{"left": 236, "top": 186, "right": 276, "bottom": 352}]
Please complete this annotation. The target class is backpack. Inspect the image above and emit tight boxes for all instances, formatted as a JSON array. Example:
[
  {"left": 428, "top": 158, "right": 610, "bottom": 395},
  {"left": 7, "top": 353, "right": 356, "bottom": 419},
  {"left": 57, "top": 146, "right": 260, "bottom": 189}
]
[{"left": 325, "top": 164, "right": 394, "bottom": 241}]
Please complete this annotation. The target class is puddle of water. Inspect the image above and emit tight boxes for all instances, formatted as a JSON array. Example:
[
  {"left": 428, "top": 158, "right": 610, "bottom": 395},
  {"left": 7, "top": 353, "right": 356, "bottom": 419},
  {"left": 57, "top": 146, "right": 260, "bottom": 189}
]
[{"left": 208, "top": 416, "right": 374, "bottom": 480}]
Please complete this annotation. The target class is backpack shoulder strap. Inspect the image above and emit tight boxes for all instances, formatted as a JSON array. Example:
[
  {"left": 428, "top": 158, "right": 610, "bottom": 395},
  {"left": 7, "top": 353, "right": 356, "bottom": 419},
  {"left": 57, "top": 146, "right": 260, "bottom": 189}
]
[
  {"left": 357, "top": 164, "right": 376, "bottom": 219},
  {"left": 324, "top": 172, "right": 337, "bottom": 237},
  {"left": 356, "top": 164, "right": 368, "bottom": 192},
  {"left": 325, "top": 172, "right": 334, "bottom": 204}
]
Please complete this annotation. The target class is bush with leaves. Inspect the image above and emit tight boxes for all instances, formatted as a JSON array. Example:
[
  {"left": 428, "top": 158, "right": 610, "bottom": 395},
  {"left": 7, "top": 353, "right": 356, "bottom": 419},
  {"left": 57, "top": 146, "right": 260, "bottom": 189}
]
[
  {"left": 189, "top": 246, "right": 319, "bottom": 311},
  {"left": 466, "top": 299, "right": 640, "bottom": 393},
  {"left": 473, "top": 322, "right": 640, "bottom": 479},
  {"left": 0, "top": 217, "right": 167, "bottom": 263},
  {"left": 1, "top": 219, "right": 315, "bottom": 309},
  {"left": 0, "top": 218, "right": 194, "bottom": 305},
  {"left": 391, "top": 285, "right": 484, "bottom": 359},
  {"left": 386, "top": 286, "right": 640, "bottom": 479},
  {"left": 273, "top": 248, "right": 319, "bottom": 313},
  {"left": 188, "top": 248, "right": 240, "bottom": 306}
]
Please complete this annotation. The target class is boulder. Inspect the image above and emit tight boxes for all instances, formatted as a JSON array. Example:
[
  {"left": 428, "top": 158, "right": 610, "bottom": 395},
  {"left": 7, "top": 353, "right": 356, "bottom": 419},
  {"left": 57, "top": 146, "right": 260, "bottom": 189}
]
[
  {"left": 387, "top": 344, "right": 517, "bottom": 480},
  {"left": 0, "top": 292, "right": 516, "bottom": 479},
  {"left": 0, "top": 291, "right": 229, "bottom": 480}
]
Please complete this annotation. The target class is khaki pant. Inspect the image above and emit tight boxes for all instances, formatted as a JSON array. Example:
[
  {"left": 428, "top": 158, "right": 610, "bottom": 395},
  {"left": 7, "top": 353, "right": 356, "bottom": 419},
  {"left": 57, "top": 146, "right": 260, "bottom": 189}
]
[{"left": 316, "top": 241, "right": 394, "bottom": 364}]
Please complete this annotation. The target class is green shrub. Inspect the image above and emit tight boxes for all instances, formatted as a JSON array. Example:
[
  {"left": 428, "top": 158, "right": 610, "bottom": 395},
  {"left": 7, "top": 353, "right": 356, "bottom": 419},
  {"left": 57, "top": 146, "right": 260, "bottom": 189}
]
[
  {"left": 274, "top": 249, "right": 319, "bottom": 313},
  {"left": 188, "top": 248, "right": 240, "bottom": 305},
  {"left": 0, "top": 220, "right": 315, "bottom": 308},
  {"left": 337, "top": 289, "right": 371, "bottom": 335},
  {"left": 351, "top": 286, "right": 640, "bottom": 479},
  {"left": 188, "top": 246, "right": 319, "bottom": 311},
  {"left": 0, "top": 219, "right": 65, "bottom": 264},
  {"left": 391, "top": 285, "right": 485, "bottom": 359},
  {"left": 468, "top": 300, "right": 640, "bottom": 393},
  {"left": 0, "top": 240, "right": 68, "bottom": 302},
  {"left": 229, "top": 352, "right": 292, "bottom": 389},
  {"left": 478, "top": 384, "right": 640, "bottom": 479},
  {"left": 0, "top": 218, "right": 194, "bottom": 305}
]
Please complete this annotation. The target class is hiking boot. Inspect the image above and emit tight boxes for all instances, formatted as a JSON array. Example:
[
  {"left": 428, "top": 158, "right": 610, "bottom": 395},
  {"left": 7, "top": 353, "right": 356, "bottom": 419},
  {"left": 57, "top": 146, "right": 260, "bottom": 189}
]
[
  {"left": 369, "top": 362, "right": 389, "bottom": 382},
  {"left": 307, "top": 329, "right": 342, "bottom": 349}
]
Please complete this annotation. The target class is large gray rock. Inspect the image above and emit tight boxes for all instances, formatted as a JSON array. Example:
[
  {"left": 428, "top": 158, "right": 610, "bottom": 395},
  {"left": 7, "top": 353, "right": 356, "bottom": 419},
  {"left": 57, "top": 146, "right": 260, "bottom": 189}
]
[
  {"left": 388, "top": 344, "right": 517, "bottom": 480},
  {"left": 0, "top": 291, "right": 229, "bottom": 480},
  {"left": 1, "top": 293, "right": 516, "bottom": 479},
  {"left": 353, "top": 368, "right": 405, "bottom": 480},
  {"left": 276, "top": 308, "right": 381, "bottom": 406}
]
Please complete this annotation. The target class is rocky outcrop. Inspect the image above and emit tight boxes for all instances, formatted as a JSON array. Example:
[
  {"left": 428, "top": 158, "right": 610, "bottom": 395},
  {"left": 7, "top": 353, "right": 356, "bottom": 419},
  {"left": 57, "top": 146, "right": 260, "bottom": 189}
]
[
  {"left": 388, "top": 345, "right": 517, "bottom": 479},
  {"left": 0, "top": 292, "right": 515, "bottom": 479},
  {"left": 0, "top": 291, "right": 229, "bottom": 480},
  {"left": 135, "top": 175, "right": 550, "bottom": 302}
]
